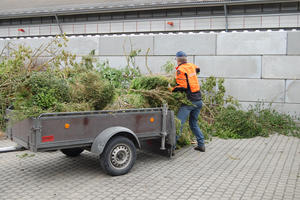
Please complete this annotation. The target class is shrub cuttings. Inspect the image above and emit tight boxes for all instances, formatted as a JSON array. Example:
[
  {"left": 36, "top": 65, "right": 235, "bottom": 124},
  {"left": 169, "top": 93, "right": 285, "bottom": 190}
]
[{"left": 0, "top": 37, "right": 299, "bottom": 145}]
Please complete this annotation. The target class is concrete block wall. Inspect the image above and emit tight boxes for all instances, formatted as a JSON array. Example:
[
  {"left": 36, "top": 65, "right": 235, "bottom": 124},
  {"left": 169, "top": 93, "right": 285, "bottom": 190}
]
[{"left": 1, "top": 31, "right": 300, "bottom": 116}]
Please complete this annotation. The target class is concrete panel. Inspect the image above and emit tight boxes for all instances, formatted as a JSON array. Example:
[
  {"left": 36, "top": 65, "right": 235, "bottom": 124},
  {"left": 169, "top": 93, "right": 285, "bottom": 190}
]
[
  {"left": 11, "top": 37, "right": 98, "bottom": 56},
  {"left": 165, "top": 19, "right": 180, "bottom": 31},
  {"left": 228, "top": 17, "right": 244, "bottom": 29},
  {"left": 8, "top": 27, "right": 19, "bottom": 37},
  {"left": 98, "top": 23, "right": 110, "bottom": 33},
  {"left": 0, "top": 40, "right": 9, "bottom": 56},
  {"left": 111, "top": 22, "right": 123, "bottom": 33},
  {"left": 151, "top": 20, "right": 165, "bottom": 32},
  {"left": 211, "top": 17, "right": 226, "bottom": 30},
  {"left": 97, "top": 56, "right": 175, "bottom": 74},
  {"left": 85, "top": 23, "right": 97, "bottom": 34},
  {"left": 135, "top": 56, "right": 175, "bottom": 74},
  {"left": 50, "top": 25, "right": 61, "bottom": 35},
  {"left": 137, "top": 21, "right": 150, "bottom": 32},
  {"left": 29, "top": 26, "right": 40, "bottom": 36},
  {"left": 224, "top": 79, "right": 285, "bottom": 102},
  {"left": 287, "top": 31, "right": 300, "bottom": 55},
  {"left": 239, "top": 101, "right": 300, "bottom": 117},
  {"left": 17, "top": 27, "right": 28, "bottom": 37},
  {"left": 180, "top": 19, "right": 195, "bottom": 31},
  {"left": 39, "top": 25, "right": 51, "bottom": 35},
  {"left": 217, "top": 32, "right": 287, "bottom": 55},
  {"left": 274, "top": 103, "right": 300, "bottom": 117},
  {"left": 280, "top": 15, "right": 298, "bottom": 28},
  {"left": 154, "top": 33, "right": 216, "bottom": 55},
  {"left": 62, "top": 24, "right": 74, "bottom": 34},
  {"left": 97, "top": 56, "right": 128, "bottom": 69},
  {"left": 0, "top": 40, "right": 7, "bottom": 49},
  {"left": 262, "top": 56, "right": 300, "bottom": 79},
  {"left": 99, "top": 35, "right": 154, "bottom": 56},
  {"left": 261, "top": 16, "right": 279, "bottom": 28},
  {"left": 286, "top": 80, "right": 300, "bottom": 103},
  {"left": 238, "top": 101, "right": 258, "bottom": 111},
  {"left": 244, "top": 16, "right": 261, "bottom": 29},
  {"left": 195, "top": 18, "right": 211, "bottom": 30},
  {"left": 124, "top": 21, "right": 137, "bottom": 32},
  {"left": 74, "top": 24, "right": 85, "bottom": 34},
  {"left": 65, "top": 37, "right": 99, "bottom": 56},
  {"left": 10, "top": 38, "right": 52, "bottom": 56},
  {"left": 195, "top": 56, "right": 261, "bottom": 78},
  {"left": 0, "top": 27, "right": 9, "bottom": 37}
]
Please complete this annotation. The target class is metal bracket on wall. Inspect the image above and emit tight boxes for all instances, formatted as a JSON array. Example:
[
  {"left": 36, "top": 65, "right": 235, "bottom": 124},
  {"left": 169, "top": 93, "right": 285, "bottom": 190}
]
[{"left": 54, "top": 13, "right": 63, "bottom": 35}]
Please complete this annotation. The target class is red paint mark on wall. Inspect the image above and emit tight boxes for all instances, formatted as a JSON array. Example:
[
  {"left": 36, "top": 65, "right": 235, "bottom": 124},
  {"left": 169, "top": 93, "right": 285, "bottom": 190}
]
[{"left": 167, "top": 22, "right": 174, "bottom": 26}]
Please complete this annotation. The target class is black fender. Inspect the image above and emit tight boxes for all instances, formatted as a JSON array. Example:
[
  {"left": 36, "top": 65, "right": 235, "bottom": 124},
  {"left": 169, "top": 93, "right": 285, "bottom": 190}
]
[{"left": 91, "top": 126, "right": 141, "bottom": 155}]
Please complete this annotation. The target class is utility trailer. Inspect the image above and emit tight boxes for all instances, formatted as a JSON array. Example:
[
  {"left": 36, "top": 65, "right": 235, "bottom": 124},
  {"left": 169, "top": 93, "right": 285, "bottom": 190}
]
[{"left": 5, "top": 105, "right": 176, "bottom": 176}]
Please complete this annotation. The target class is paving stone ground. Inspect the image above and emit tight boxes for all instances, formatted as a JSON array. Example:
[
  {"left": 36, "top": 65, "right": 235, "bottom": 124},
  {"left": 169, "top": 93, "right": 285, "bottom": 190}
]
[{"left": 0, "top": 134, "right": 299, "bottom": 200}]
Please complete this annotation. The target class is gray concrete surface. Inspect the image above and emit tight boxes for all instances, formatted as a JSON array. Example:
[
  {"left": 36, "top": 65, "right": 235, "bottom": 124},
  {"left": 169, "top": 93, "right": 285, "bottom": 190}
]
[
  {"left": 154, "top": 34, "right": 216, "bottom": 56},
  {"left": 287, "top": 32, "right": 300, "bottom": 55},
  {"left": 262, "top": 56, "right": 300, "bottom": 80},
  {"left": 195, "top": 56, "right": 261, "bottom": 79},
  {"left": 216, "top": 32, "right": 287, "bottom": 55},
  {"left": 99, "top": 36, "right": 154, "bottom": 56},
  {"left": 286, "top": 80, "right": 300, "bottom": 104},
  {"left": 223, "top": 79, "right": 285, "bottom": 103},
  {"left": 0, "top": 134, "right": 299, "bottom": 200}
]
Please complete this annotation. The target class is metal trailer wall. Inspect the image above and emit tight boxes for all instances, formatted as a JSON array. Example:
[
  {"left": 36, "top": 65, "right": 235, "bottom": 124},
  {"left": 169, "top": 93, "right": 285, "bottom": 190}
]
[
  {"left": 1, "top": 31, "right": 300, "bottom": 116},
  {"left": 1, "top": 13, "right": 300, "bottom": 37}
]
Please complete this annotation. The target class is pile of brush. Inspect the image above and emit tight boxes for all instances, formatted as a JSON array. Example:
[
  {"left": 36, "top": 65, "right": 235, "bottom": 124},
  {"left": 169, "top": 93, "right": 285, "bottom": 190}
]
[{"left": 0, "top": 37, "right": 191, "bottom": 128}]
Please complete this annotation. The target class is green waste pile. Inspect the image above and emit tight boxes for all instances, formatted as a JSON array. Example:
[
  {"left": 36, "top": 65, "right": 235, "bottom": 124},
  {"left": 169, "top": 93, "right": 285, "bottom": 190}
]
[
  {"left": 0, "top": 37, "right": 190, "bottom": 127},
  {"left": 0, "top": 37, "right": 299, "bottom": 144}
]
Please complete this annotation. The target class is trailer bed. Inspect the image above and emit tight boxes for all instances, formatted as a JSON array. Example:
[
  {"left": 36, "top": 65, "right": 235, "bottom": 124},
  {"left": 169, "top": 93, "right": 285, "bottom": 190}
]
[{"left": 6, "top": 107, "right": 176, "bottom": 152}]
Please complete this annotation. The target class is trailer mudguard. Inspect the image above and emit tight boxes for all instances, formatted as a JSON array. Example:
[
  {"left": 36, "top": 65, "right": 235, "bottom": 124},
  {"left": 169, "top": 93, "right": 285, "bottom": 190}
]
[{"left": 91, "top": 126, "right": 141, "bottom": 155}]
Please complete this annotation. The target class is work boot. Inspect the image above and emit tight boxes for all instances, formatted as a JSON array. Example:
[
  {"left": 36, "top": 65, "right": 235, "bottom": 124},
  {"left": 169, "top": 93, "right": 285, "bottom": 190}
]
[{"left": 194, "top": 145, "right": 205, "bottom": 152}]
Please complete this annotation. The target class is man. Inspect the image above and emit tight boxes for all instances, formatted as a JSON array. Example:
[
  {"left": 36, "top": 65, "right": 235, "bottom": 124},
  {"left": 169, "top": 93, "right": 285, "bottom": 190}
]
[{"left": 172, "top": 51, "right": 205, "bottom": 152}]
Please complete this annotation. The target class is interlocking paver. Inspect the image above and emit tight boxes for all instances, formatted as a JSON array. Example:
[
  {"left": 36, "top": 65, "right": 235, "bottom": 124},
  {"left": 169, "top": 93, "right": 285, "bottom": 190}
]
[{"left": 0, "top": 134, "right": 299, "bottom": 200}]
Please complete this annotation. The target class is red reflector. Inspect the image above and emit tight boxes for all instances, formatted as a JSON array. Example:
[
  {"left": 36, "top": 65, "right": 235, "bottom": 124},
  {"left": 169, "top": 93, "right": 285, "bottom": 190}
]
[
  {"left": 42, "top": 135, "right": 54, "bottom": 143},
  {"left": 18, "top": 28, "right": 25, "bottom": 32}
]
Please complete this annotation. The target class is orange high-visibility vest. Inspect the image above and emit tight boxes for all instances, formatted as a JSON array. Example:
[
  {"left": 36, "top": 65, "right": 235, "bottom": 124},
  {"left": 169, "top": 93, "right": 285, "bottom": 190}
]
[{"left": 174, "top": 63, "right": 200, "bottom": 93}]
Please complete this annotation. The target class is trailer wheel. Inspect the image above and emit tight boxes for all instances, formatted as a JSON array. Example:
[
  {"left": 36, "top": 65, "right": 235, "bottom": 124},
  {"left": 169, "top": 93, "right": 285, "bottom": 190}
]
[
  {"left": 61, "top": 148, "right": 84, "bottom": 157},
  {"left": 100, "top": 136, "right": 136, "bottom": 176}
]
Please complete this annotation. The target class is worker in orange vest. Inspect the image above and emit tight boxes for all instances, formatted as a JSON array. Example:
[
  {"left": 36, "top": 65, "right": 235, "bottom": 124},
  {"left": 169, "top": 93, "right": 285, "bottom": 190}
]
[{"left": 172, "top": 51, "right": 205, "bottom": 152}]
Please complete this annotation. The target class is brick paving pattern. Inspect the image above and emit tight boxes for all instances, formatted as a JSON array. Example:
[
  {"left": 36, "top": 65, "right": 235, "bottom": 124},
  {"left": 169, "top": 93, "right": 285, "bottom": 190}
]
[{"left": 0, "top": 134, "right": 299, "bottom": 200}]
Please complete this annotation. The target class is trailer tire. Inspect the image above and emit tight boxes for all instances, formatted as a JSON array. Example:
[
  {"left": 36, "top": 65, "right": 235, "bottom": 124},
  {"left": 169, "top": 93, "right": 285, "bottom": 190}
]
[
  {"left": 61, "top": 148, "right": 84, "bottom": 157},
  {"left": 100, "top": 136, "right": 136, "bottom": 176}
]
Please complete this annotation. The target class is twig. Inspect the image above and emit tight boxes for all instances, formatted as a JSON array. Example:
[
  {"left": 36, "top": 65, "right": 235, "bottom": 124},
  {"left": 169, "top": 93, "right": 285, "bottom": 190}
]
[{"left": 145, "top": 48, "right": 153, "bottom": 75}]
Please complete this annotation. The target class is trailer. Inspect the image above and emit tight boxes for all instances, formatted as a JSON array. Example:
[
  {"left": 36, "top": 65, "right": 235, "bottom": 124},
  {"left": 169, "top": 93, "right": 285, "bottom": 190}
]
[{"left": 5, "top": 105, "right": 176, "bottom": 176}]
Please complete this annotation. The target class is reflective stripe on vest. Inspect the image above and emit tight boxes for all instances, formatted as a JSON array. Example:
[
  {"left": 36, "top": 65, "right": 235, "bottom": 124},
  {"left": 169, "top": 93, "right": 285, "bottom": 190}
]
[{"left": 175, "top": 63, "right": 200, "bottom": 93}]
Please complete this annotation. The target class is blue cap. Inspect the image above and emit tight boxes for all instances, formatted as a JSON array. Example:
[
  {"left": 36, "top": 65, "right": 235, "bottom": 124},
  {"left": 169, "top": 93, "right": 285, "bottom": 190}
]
[{"left": 176, "top": 51, "right": 187, "bottom": 58}]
